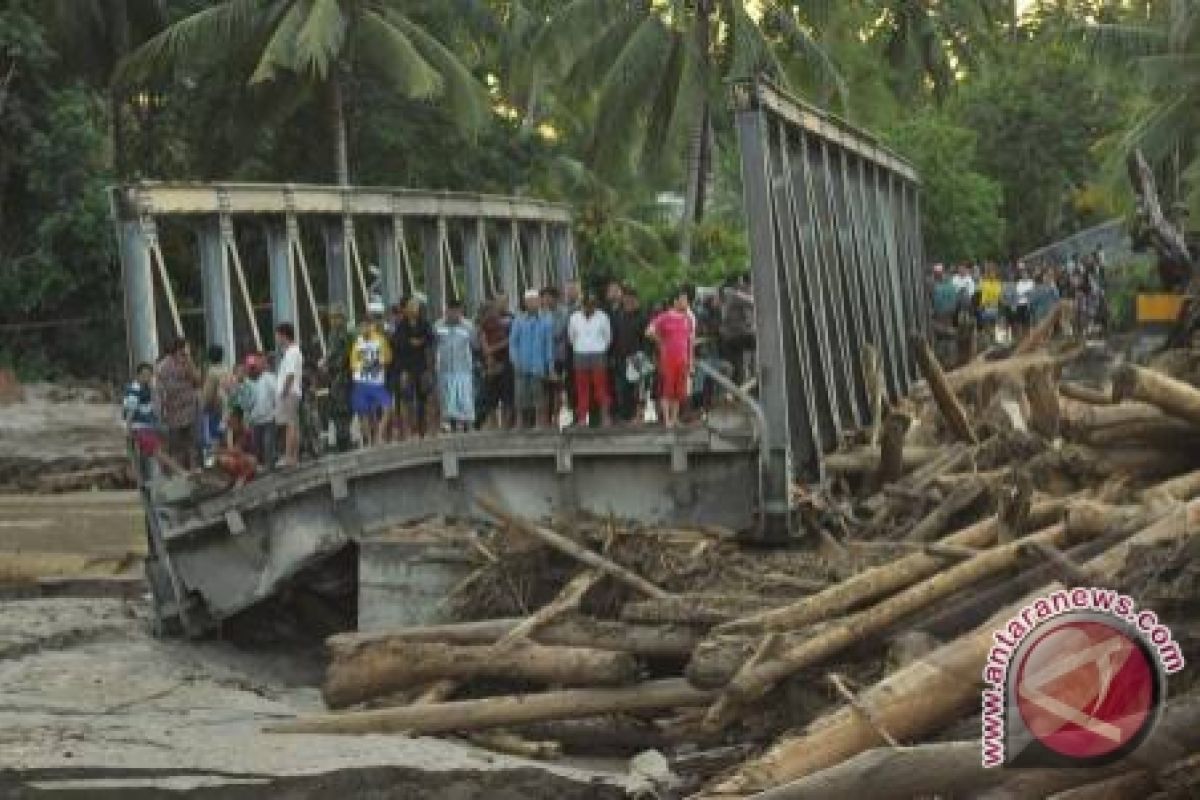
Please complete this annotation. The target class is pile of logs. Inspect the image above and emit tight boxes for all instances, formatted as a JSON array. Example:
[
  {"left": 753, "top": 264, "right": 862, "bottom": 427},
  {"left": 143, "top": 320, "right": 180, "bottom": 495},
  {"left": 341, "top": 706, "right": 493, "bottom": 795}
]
[{"left": 267, "top": 325, "right": 1200, "bottom": 799}]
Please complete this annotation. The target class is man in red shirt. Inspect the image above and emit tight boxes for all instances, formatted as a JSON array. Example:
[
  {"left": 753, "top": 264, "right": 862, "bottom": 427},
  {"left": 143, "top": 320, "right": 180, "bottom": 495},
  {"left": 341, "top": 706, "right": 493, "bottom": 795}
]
[{"left": 646, "top": 289, "right": 694, "bottom": 429}]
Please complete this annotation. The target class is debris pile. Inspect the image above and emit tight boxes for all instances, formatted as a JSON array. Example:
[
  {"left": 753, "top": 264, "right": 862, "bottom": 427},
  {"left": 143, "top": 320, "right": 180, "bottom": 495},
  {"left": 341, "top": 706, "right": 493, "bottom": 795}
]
[{"left": 269, "top": 324, "right": 1200, "bottom": 799}]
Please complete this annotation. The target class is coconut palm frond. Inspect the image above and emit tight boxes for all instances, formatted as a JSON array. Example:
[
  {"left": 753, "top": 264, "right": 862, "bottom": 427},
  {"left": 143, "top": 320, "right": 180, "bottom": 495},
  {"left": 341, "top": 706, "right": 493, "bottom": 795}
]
[
  {"left": 116, "top": 0, "right": 265, "bottom": 85},
  {"left": 533, "top": 0, "right": 630, "bottom": 81},
  {"left": 292, "top": 0, "right": 345, "bottom": 79},
  {"left": 356, "top": 8, "right": 443, "bottom": 99},
  {"left": 767, "top": 2, "right": 847, "bottom": 106},
  {"left": 250, "top": 3, "right": 305, "bottom": 84}
]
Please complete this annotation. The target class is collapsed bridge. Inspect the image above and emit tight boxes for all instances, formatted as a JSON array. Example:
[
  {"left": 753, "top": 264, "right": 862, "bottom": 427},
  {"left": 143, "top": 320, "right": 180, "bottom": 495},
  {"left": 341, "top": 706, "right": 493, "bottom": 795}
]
[{"left": 111, "top": 79, "right": 925, "bottom": 635}]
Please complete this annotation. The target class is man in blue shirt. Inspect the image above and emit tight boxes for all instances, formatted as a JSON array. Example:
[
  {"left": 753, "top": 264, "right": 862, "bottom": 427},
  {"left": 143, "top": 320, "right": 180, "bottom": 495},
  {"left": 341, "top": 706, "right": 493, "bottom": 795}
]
[{"left": 510, "top": 290, "right": 555, "bottom": 429}]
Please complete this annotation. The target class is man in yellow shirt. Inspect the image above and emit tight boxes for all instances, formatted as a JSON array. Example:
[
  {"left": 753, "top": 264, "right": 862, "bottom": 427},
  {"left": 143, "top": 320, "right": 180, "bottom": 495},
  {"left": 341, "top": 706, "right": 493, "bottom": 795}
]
[
  {"left": 350, "top": 301, "right": 394, "bottom": 446},
  {"left": 979, "top": 263, "right": 1003, "bottom": 337}
]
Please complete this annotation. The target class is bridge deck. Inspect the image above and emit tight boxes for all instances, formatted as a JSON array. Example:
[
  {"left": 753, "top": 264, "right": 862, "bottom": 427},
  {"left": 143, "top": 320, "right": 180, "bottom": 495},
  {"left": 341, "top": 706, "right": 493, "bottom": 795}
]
[{"left": 147, "top": 423, "right": 759, "bottom": 634}]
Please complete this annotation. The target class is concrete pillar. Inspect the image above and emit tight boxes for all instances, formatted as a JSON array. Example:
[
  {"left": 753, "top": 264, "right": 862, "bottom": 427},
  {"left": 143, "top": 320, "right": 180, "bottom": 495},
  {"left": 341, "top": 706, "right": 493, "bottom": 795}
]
[
  {"left": 375, "top": 217, "right": 403, "bottom": 306},
  {"left": 324, "top": 218, "right": 352, "bottom": 322},
  {"left": 118, "top": 219, "right": 159, "bottom": 371},
  {"left": 497, "top": 222, "right": 519, "bottom": 314},
  {"left": 463, "top": 218, "right": 485, "bottom": 317},
  {"left": 266, "top": 222, "right": 298, "bottom": 335},
  {"left": 198, "top": 216, "right": 235, "bottom": 360},
  {"left": 423, "top": 217, "right": 447, "bottom": 319}
]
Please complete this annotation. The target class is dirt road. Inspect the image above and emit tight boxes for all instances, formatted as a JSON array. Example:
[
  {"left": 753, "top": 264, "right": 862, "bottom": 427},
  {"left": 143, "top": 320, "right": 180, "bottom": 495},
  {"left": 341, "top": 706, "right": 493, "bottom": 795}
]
[{"left": 0, "top": 492, "right": 144, "bottom": 557}]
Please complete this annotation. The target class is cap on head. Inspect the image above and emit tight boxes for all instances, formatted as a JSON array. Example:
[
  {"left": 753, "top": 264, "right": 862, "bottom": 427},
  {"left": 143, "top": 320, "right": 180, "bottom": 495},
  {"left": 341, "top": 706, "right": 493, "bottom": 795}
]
[
  {"left": 524, "top": 289, "right": 540, "bottom": 301},
  {"left": 367, "top": 300, "right": 386, "bottom": 317}
]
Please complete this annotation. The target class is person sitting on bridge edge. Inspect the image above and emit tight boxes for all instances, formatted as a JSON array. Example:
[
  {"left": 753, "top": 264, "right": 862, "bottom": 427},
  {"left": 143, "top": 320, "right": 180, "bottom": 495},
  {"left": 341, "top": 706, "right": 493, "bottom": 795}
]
[
  {"left": 646, "top": 288, "right": 695, "bottom": 430},
  {"left": 434, "top": 298, "right": 476, "bottom": 433},
  {"left": 510, "top": 289, "right": 555, "bottom": 429},
  {"left": 215, "top": 406, "right": 257, "bottom": 490},
  {"left": 350, "top": 301, "right": 394, "bottom": 447},
  {"left": 390, "top": 296, "right": 434, "bottom": 441},
  {"left": 274, "top": 322, "right": 303, "bottom": 469},
  {"left": 568, "top": 292, "right": 613, "bottom": 427},
  {"left": 123, "top": 362, "right": 186, "bottom": 480}
]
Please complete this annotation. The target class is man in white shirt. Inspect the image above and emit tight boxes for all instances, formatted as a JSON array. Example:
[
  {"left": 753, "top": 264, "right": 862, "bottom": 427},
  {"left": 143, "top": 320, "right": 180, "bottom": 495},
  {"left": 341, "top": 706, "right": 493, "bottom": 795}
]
[
  {"left": 951, "top": 263, "right": 976, "bottom": 302},
  {"left": 274, "top": 322, "right": 303, "bottom": 467},
  {"left": 568, "top": 293, "right": 612, "bottom": 426},
  {"left": 244, "top": 354, "right": 278, "bottom": 468}
]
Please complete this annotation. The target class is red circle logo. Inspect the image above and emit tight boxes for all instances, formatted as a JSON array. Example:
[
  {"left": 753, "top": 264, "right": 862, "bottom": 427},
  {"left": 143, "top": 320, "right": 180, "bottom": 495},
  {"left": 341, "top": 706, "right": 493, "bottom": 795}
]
[{"left": 1014, "top": 618, "right": 1157, "bottom": 761}]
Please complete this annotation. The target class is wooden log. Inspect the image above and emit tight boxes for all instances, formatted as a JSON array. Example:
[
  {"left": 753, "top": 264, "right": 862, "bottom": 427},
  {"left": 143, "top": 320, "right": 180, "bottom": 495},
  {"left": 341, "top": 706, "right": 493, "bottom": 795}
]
[
  {"left": 622, "top": 594, "right": 774, "bottom": 627},
  {"left": 700, "top": 499, "right": 1200, "bottom": 797},
  {"left": 823, "top": 446, "right": 939, "bottom": 475},
  {"left": 752, "top": 691, "right": 1200, "bottom": 800},
  {"left": 903, "top": 476, "right": 987, "bottom": 542},
  {"left": 1114, "top": 363, "right": 1200, "bottom": 428},
  {"left": 1079, "top": 418, "right": 1200, "bottom": 449},
  {"left": 268, "top": 678, "right": 716, "bottom": 736},
  {"left": 476, "top": 495, "right": 670, "bottom": 599},
  {"left": 1059, "top": 398, "right": 1165, "bottom": 433},
  {"left": 910, "top": 333, "right": 978, "bottom": 444},
  {"left": 1025, "top": 366, "right": 1061, "bottom": 438},
  {"left": 873, "top": 410, "right": 912, "bottom": 491},
  {"left": 716, "top": 497, "right": 1074, "bottom": 636},
  {"left": 1059, "top": 381, "right": 1113, "bottom": 405},
  {"left": 696, "top": 521, "right": 1096, "bottom": 712},
  {"left": 1014, "top": 299, "right": 1070, "bottom": 356},
  {"left": 1045, "top": 772, "right": 1154, "bottom": 800},
  {"left": 863, "top": 345, "right": 884, "bottom": 446},
  {"left": 943, "top": 350, "right": 1079, "bottom": 391},
  {"left": 994, "top": 469, "right": 1033, "bottom": 544},
  {"left": 322, "top": 641, "right": 640, "bottom": 709},
  {"left": 1143, "top": 467, "right": 1200, "bottom": 505},
  {"left": 329, "top": 616, "right": 699, "bottom": 661}
]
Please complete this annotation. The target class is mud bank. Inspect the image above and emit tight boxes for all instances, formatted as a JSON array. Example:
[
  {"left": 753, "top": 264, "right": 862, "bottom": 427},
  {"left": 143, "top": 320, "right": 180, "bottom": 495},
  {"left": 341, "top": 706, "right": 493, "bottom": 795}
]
[{"left": 0, "top": 599, "right": 628, "bottom": 800}]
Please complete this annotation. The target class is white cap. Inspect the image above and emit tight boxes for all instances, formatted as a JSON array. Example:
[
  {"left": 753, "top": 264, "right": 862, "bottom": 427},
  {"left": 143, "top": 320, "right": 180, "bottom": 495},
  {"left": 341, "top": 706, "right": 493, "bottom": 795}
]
[
  {"left": 367, "top": 300, "right": 386, "bottom": 316},
  {"left": 524, "top": 289, "right": 540, "bottom": 300}
]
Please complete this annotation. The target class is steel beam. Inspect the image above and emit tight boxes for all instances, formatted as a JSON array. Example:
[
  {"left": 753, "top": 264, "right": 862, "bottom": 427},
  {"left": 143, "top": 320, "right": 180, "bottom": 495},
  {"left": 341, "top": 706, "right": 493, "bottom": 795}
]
[
  {"left": 734, "top": 85, "right": 793, "bottom": 539},
  {"left": 197, "top": 217, "right": 235, "bottom": 359},
  {"left": 324, "top": 220, "right": 352, "bottom": 321},
  {"left": 374, "top": 218, "right": 402, "bottom": 307},
  {"left": 497, "top": 222, "right": 519, "bottom": 313},
  {"left": 463, "top": 218, "right": 485, "bottom": 316},
  {"left": 117, "top": 219, "right": 159, "bottom": 370},
  {"left": 424, "top": 218, "right": 448, "bottom": 317},
  {"left": 550, "top": 225, "right": 575, "bottom": 288},
  {"left": 266, "top": 222, "right": 298, "bottom": 337},
  {"left": 111, "top": 183, "right": 572, "bottom": 223}
]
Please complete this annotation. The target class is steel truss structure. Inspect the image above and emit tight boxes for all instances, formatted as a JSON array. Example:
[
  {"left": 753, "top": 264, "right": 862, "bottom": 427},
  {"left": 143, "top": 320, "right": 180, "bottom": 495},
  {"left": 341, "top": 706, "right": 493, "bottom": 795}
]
[
  {"left": 110, "top": 182, "right": 577, "bottom": 369},
  {"left": 735, "top": 80, "right": 927, "bottom": 530}
]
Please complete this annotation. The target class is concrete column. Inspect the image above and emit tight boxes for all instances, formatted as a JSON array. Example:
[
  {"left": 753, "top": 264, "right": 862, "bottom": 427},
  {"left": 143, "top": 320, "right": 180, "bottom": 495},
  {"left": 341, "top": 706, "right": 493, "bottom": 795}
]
[
  {"left": 375, "top": 217, "right": 403, "bottom": 306},
  {"left": 198, "top": 216, "right": 235, "bottom": 360},
  {"left": 324, "top": 218, "right": 352, "bottom": 322},
  {"left": 497, "top": 222, "right": 519, "bottom": 314},
  {"left": 423, "top": 218, "right": 447, "bottom": 319},
  {"left": 266, "top": 222, "right": 298, "bottom": 335},
  {"left": 118, "top": 219, "right": 159, "bottom": 371},
  {"left": 463, "top": 218, "right": 485, "bottom": 317}
]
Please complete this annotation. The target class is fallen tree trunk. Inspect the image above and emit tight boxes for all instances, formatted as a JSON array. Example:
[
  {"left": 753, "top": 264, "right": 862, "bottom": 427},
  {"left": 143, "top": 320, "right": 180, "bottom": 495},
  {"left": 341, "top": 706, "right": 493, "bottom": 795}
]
[
  {"left": 1059, "top": 398, "right": 1165, "bottom": 433},
  {"left": 696, "top": 522, "right": 1093, "bottom": 714},
  {"left": 269, "top": 678, "right": 716, "bottom": 736},
  {"left": 323, "top": 641, "right": 640, "bottom": 709},
  {"left": 477, "top": 495, "right": 670, "bottom": 599},
  {"left": 1114, "top": 363, "right": 1200, "bottom": 428},
  {"left": 622, "top": 594, "right": 775, "bottom": 627},
  {"left": 329, "top": 616, "right": 699, "bottom": 661},
  {"left": 1015, "top": 300, "right": 1070, "bottom": 356},
  {"left": 754, "top": 692, "right": 1200, "bottom": 800},
  {"left": 1058, "top": 381, "right": 1112, "bottom": 406},
  {"left": 903, "top": 476, "right": 987, "bottom": 542},
  {"left": 823, "top": 446, "right": 939, "bottom": 475},
  {"left": 873, "top": 410, "right": 912, "bottom": 491},
  {"left": 1025, "top": 366, "right": 1061, "bottom": 439},
  {"left": 716, "top": 497, "right": 1073, "bottom": 636},
  {"left": 911, "top": 333, "right": 977, "bottom": 444},
  {"left": 700, "top": 498, "right": 1200, "bottom": 797}
]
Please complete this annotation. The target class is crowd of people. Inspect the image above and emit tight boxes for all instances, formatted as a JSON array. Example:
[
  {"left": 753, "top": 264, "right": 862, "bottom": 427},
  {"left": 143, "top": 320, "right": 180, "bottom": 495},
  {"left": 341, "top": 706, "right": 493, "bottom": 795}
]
[
  {"left": 928, "top": 253, "right": 1106, "bottom": 365},
  {"left": 122, "top": 276, "right": 758, "bottom": 489}
]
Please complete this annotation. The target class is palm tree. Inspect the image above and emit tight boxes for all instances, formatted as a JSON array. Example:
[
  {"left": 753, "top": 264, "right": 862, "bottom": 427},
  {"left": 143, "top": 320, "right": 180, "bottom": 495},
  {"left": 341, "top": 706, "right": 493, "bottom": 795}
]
[
  {"left": 537, "top": 0, "right": 843, "bottom": 263},
  {"left": 43, "top": 1, "right": 167, "bottom": 178},
  {"left": 118, "top": 0, "right": 489, "bottom": 185},
  {"left": 1075, "top": 1, "right": 1200, "bottom": 212},
  {"left": 868, "top": 0, "right": 1009, "bottom": 102}
]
